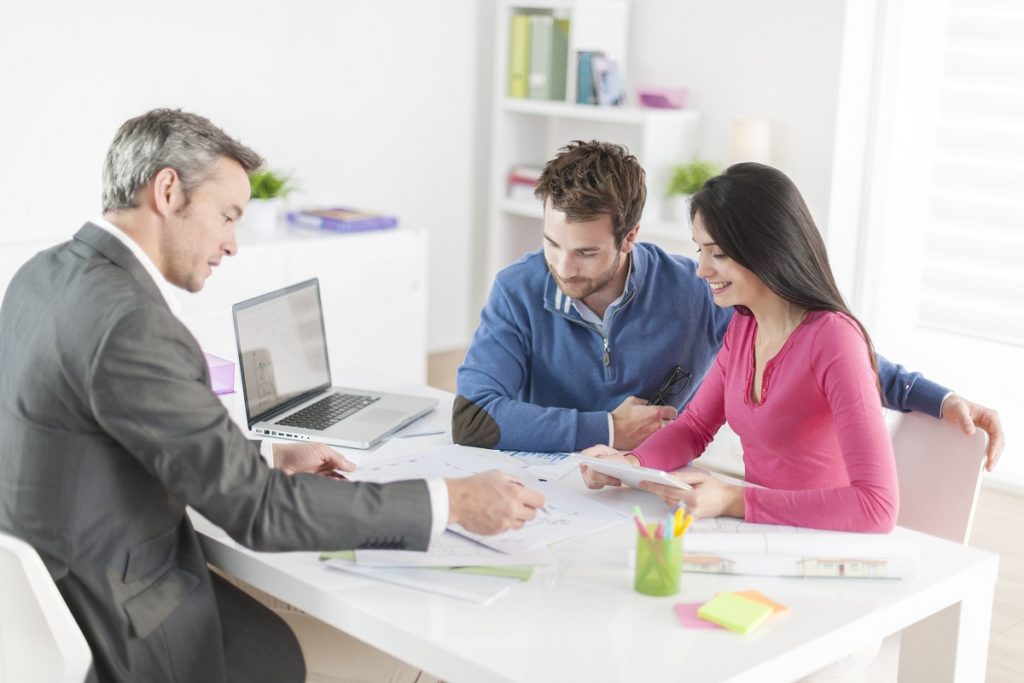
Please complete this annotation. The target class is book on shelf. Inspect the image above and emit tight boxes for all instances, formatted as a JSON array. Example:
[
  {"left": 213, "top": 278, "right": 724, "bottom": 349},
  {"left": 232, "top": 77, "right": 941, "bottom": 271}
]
[
  {"left": 527, "top": 15, "right": 554, "bottom": 99},
  {"left": 507, "top": 164, "right": 542, "bottom": 202},
  {"left": 549, "top": 17, "right": 570, "bottom": 101},
  {"left": 507, "top": 13, "right": 530, "bottom": 98},
  {"left": 286, "top": 207, "right": 398, "bottom": 233},
  {"left": 591, "top": 55, "right": 625, "bottom": 107},
  {"left": 576, "top": 51, "right": 601, "bottom": 105},
  {"left": 507, "top": 11, "right": 570, "bottom": 102}
]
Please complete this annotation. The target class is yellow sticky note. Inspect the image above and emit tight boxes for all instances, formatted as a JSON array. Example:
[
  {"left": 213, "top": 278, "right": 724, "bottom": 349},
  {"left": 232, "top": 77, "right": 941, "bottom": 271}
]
[
  {"left": 732, "top": 589, "right": 789, "bottom": 615},
  {"left": 697, "top": 593, "right": 773, "bottom": 634}
]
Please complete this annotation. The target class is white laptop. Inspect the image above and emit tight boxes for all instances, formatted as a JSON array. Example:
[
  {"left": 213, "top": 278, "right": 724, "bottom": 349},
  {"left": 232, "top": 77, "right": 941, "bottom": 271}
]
[{"left": 232, "top": 278, "right": 437, "bottom": 449}]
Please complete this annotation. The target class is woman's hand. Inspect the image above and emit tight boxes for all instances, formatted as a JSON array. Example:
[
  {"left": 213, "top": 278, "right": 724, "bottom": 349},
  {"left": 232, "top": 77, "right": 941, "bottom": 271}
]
[
  {"left": 640, "top": 470, "right": 744, "bottom": 519},
  {"left": 578, "top": 445, "right": 637, "bottom": 490}
]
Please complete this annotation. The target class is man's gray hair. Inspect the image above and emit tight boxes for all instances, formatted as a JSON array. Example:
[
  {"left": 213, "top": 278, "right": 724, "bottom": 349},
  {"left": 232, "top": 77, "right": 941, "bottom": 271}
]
[{"left": 102, "top": 108, "right": 264, "bottom": 212}]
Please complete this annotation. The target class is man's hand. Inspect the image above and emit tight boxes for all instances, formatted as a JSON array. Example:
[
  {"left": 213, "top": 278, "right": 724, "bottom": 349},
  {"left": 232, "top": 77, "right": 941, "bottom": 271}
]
[
  {"left": 639, "top": 470, "right": 742, "bottom": 519},
  {"left": 578, "top": 445, "right": 638, "bottom": 490},
  {"left": 940, "top": 394, "right": 1004, "bottom": 471},
  {"left": 611, "top": 396, "right": 677, "bottom": 450},
  {"left": 446, "top": 470, "right": 545, "bottom": 535},
  {"left": 273, "top": 442, "right": 356, "bottom": 479}
]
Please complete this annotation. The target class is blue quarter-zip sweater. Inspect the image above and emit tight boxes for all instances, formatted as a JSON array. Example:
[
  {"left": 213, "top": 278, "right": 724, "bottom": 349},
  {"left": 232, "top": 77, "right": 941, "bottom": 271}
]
[{"left": 453, "top": 243, "right": 948, "bottom": 452}]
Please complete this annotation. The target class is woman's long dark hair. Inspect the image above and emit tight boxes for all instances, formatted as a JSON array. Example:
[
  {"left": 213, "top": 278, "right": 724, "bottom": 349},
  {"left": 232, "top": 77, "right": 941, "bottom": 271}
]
[{"left": 689, "top": 162, "right": 881, "bottom": 390}]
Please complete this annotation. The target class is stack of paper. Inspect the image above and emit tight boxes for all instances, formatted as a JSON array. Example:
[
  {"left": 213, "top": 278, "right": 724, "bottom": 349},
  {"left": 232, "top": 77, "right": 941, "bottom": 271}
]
[
  {"left": 323, "top": 445, "right": 628, "bottom": 603},
  {"left": 324, "top": 556, "right": 520, "bottom": 606},
  {"left": 683, "top": 519, "right": 920, "bottom": 579}
]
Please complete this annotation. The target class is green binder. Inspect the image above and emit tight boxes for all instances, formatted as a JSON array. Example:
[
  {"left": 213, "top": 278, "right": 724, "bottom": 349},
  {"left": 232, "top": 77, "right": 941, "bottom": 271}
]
[{"left": 508, "top": 13, "right": 530, "bottom": 99}]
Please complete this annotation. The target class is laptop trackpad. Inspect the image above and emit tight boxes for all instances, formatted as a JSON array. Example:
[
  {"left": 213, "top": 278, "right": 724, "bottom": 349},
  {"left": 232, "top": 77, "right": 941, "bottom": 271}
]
[{"left": 358, "top": 408, "right": 406, "bottom": 425}]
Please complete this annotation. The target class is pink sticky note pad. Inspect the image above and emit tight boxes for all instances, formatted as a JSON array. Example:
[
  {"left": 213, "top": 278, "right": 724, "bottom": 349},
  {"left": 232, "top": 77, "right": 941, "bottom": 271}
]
[{"left": 675, "top": 602, "right": 722, "bottom": 629}]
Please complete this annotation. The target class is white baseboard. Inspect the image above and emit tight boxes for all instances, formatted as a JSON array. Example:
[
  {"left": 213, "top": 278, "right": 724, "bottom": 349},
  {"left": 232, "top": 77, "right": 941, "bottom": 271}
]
[{"left": 982, "top": 474, "right": 1024, "bottom": 498}]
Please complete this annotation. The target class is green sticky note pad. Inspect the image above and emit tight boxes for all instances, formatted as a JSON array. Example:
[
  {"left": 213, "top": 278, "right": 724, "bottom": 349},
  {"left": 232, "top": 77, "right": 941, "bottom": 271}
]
[{"left": 697, "top": 593, "right": 774, "bottom": 634}]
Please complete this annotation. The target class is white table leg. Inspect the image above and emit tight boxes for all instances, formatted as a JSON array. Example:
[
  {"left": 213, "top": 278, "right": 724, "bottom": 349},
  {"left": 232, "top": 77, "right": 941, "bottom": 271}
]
[{"left": 897, "top": 560, "right": 998, "bottom": 682}]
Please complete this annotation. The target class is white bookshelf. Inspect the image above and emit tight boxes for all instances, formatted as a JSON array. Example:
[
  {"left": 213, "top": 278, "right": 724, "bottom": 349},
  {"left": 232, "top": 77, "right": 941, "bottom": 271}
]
[{"left": 487, "top": 0, "right": 702, "bottom": 284}]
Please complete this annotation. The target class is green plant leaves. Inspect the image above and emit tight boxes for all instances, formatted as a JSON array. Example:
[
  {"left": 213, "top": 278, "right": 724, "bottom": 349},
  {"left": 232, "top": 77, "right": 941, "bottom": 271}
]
[
  {"left": 249, "top": 170, "right": 295, "bottom": 199},
  {"left": 667, "top": 160, "right": 721, "bottom": 197}
]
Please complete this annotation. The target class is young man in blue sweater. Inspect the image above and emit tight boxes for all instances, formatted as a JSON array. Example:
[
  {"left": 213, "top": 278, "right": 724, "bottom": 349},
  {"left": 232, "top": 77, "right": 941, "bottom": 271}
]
[{"left": 453, "top": 141, "right": 1003, "bottom": 468}]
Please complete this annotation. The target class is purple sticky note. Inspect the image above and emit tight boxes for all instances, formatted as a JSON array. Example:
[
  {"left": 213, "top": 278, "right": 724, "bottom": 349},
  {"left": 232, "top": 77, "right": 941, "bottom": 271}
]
[
  {"left": 674, "top": 602, "right": 722, "bottom": 629},
  {"left": 203, "top": 352, "right": 235, "bottom": 395}
]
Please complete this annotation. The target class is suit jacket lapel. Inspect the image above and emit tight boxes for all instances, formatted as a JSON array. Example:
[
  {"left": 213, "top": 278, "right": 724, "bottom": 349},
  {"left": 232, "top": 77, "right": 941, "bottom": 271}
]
[{"left": 73, "top": 222, "right": 167, "bottom": 306}]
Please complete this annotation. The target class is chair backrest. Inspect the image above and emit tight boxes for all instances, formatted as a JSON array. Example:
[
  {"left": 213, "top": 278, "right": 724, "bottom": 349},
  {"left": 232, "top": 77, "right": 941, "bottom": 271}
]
[
  {"left": 0, "top": 531, "right": 92, "bottom": 683},
  {"left": 891, "top": 412, "right": 988, "bottom": 544}
]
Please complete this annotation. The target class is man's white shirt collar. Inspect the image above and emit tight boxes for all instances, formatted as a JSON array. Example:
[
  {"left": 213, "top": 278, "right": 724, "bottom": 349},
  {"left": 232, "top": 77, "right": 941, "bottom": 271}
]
[{"left": 92, "top": 217, "right": 182, "bottom": 316}]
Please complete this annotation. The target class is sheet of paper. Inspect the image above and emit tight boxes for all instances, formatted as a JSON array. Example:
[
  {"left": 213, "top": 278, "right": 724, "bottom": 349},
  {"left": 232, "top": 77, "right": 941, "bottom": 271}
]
[
  {"left": 383, "top": 419, "right": 445, "bottom": 440},
  {"left": 355, "top": 531, "right": 556, "bottom": 568},
  {"left": 451, "top": 477, "right": 628, "bottom": 554},
  {"left": 343, "top": 445, "right": 628, "bottom": 554},
  {"left": 500, "top": 450, "right": 581, "bottom": 479},
  {"left": 682, "top": 552, "right": 917, "bottom": 579},
  {"left": 325, "top": 558, "right": 517, "bottom": 605},
  {"left": 342, "top": 444, "right": 524, "bottom": 483},
  {"left": 681, "top": 519, "right": 920, "bottom": 579},
  {"left": 685, "top": 518, "right": 920, "bottom": 558}
]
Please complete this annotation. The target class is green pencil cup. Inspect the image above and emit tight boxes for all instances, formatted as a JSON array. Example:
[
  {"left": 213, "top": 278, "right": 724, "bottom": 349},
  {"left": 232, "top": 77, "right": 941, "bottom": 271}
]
[{"left": 633, "top": 525, "right": 683, "bottom": 597}]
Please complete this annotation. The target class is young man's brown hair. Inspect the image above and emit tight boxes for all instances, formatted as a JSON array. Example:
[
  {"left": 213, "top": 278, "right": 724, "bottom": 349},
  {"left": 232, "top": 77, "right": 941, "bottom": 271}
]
[{"left": 533, "top": 140, "right": 647, "bottom": 246}]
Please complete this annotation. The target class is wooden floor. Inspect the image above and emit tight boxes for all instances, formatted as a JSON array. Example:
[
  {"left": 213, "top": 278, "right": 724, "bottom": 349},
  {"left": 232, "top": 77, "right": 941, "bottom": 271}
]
[
  {"left": 969, "top": 488, "right": 1024, "bottom": 681},
  {"left": 427, "top": 350, "right": 1024, "bottom": 681}
]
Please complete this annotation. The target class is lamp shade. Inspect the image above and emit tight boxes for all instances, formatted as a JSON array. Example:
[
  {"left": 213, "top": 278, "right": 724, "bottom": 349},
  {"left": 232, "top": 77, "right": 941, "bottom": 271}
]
[{"left": 729, "top": 118, "right": 772, "bottom": 164}]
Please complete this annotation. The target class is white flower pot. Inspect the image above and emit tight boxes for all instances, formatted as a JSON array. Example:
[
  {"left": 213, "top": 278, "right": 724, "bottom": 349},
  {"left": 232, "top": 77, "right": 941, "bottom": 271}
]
[
  {"left": 240, "top": 198, "right": 283, "bottom": 235},
  {"left": 667, "top": 195, "right": 692, "bottom": 225}
]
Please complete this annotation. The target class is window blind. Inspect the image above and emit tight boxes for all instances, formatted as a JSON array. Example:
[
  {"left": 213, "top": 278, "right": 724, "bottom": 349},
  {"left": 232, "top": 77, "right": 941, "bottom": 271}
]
[{"left": 920, "top": 0, "right": 1024, "bottom": 347}]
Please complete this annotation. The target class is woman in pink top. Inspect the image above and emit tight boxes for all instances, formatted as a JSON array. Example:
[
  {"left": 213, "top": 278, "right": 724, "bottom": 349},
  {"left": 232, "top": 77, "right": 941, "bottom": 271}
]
[{"left": 580, "top": 163, "right": 898, "bottom": 533}]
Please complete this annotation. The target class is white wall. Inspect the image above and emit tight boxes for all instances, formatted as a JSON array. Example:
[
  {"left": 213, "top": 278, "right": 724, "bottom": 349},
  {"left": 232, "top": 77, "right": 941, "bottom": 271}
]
[
  {"left": 0, "top": 0, "right": 479, "bottom": 352},
  {"left": 0, "top": 0, "right": 871, "bottom": 352},
  {"left": 628, "top": 0, "right": 848, "bottom": 236}
]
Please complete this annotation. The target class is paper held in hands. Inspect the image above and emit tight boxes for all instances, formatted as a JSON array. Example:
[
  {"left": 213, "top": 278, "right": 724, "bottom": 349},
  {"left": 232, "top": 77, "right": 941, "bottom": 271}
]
[{"left": 580, "top": 457, "right": 693, "bottom": 491}]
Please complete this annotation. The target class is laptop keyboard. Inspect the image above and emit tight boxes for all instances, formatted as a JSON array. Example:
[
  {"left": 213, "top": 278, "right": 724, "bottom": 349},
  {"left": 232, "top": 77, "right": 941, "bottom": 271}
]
[{"left": 276, "top": 393, "right": 380, "bottom": 431}]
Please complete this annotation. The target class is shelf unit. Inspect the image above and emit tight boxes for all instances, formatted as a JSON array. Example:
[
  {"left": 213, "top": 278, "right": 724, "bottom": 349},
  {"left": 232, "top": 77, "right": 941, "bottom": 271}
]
[{"left": 487, "top": 0, "right": 701, "bottom": 285}]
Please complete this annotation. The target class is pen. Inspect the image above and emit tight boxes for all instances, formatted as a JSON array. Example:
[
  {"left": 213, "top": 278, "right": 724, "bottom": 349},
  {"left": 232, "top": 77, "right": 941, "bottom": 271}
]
[
  {"left": 633, "top": 515, "right": 651, "bottom": 538},
  {"left": 510, "top": 477, "right": 549, "bottom": 514}
]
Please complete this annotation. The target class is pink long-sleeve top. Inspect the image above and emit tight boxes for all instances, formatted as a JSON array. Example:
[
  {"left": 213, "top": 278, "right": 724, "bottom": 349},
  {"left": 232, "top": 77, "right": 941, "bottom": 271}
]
[{"left": 633, "top": 311, "right": 898, "bottom": 533}]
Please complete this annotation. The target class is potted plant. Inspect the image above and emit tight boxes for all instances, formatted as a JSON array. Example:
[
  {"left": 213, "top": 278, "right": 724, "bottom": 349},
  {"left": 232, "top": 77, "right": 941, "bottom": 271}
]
[
  {"left": 665, "top": 160, "right": 720, "bottom": 223},
  {"left": 242, "top": 170, "right": 296, "bottom": 235}
]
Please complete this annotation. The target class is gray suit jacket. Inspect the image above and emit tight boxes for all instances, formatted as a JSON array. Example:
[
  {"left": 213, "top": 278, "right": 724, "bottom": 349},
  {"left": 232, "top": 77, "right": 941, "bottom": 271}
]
[{"left": 0, "top": 224, "right": 432, "bottom": 682}]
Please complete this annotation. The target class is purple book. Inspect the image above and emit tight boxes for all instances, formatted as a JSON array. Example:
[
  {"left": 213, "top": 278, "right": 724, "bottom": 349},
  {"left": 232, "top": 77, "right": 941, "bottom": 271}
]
[{"left": 286, "top": 207, "right": 398, "bottom": 233}]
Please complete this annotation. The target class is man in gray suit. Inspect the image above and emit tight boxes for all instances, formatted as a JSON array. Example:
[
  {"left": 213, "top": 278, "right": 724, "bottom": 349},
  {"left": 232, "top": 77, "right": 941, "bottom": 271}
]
[{"left": 0, "top": 109, "right": 544, "bottom": 683}]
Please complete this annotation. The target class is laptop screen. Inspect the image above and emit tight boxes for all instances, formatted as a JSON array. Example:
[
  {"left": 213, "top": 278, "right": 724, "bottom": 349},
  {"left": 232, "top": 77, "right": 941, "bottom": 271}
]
[{"left": 233, "top": 279, "right": 332, "bottom": 420}]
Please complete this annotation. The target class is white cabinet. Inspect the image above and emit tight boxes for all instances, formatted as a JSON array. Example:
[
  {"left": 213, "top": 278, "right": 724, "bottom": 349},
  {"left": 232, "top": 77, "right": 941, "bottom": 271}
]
[
  {"left": 487, "top": 0, "right": 701, "bottom": 282},
  {"left": 177, "top": 227, "right": 428, "bottom": 385}
]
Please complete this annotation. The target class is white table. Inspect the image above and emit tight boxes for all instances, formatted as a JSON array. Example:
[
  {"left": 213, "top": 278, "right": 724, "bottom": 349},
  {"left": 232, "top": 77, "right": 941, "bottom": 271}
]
[{"left": 196, "top": 376, "right": 998, "bottom": 682}]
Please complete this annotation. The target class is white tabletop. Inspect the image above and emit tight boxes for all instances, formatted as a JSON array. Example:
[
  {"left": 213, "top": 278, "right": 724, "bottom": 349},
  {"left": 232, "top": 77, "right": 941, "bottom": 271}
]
[{"left": 196, "top": 374, "right": 998, "bottom": 682}]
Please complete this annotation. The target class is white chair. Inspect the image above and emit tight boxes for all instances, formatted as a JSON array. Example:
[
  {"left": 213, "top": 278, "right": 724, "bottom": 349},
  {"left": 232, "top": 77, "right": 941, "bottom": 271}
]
[
  {"left": 0, "top": 531, "right": 92, "bottom": 683},
  {"left": 891, "top": 411, "right": 988, "bottom": 544},
  {"left": 865, "top": 412, "right": 988, "bottom": 683}
]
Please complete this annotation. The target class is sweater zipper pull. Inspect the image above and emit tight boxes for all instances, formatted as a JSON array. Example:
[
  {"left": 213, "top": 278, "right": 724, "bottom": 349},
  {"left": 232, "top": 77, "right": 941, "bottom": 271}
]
[{"left": 602, "top": 337, "right": 610, "bottom": 366}]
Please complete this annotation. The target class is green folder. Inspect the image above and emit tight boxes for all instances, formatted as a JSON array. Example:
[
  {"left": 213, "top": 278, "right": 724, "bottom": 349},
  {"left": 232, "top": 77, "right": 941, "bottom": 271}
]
[
  {"left": 508, "top": 13, "right": 530, "bottom": 98},
  {"left": 527, "top": 14, "right": 553, "bottom": 100},
  {"left": 549, "top": 18, "right": 570, "bottom": 101},
  {"left": 697, "top": 592, "right": 774, "bottom": 634}
]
